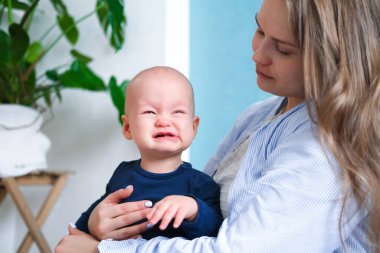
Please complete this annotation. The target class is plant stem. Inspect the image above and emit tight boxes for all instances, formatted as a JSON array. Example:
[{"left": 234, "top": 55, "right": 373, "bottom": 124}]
[
  {"left": 36, "top": 62, "right": 70, "bottom": 80},
  {"left": 22, "top": 4, "right": 102, "bottom": 88},
  {"left": 6, "top": 0, "right": 12, "bottom": 24},
  {"left": 0, "top": 0, "right": 5, "bottom": 23},
  {"left": 20, "top": 0, "right": 39, "bottom": 28},
  {"left": 39, "top": 22, "right": 56, "bottom": 42}
]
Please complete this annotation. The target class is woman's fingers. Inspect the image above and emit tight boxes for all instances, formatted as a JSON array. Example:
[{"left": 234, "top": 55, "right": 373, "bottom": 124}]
[
  {"left": 89, "top": 205, "right": 151, "bottom": 240},
  {"left": 107, "top": 199, "right": 152, "bottom": 218},
  {"left": 68, "top": 224, "right": 87, "bottom": 236},
  {"left": 102, "top": 186, "right": 134, "bottom": 205},
  {"left": 105, "top": 221, "right": 150, "bottom": 241},
  {"left": 107, "top": 207, "right": 151, "bottom": 230},
  {"left": 88, "top": 186, "right": 152, "bottom": 240}
]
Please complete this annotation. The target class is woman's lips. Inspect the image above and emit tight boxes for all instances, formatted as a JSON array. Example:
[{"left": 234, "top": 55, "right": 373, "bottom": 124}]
[{"left": 256, "top": 69, "right": 273, "bottom": 79}]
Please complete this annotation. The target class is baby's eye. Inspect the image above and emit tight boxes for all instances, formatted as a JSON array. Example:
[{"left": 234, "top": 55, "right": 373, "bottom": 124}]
[
  {"left": 173, "top": 110, "right": 185, "bottom": 114},
  {"left": 143, "top": 111, "right": 156, "bottom": 114}
]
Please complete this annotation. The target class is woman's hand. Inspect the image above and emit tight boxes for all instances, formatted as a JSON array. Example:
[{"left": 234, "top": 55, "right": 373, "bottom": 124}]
[
  {"left": 88, "top": 185, "right": 152, "bottom": 240},
  {"left": 55, "top": 225, "right": 99, "bottom": 253}
]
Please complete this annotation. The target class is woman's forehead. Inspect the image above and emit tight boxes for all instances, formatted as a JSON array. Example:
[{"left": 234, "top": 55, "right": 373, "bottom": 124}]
[{"left": 258, "top": 0, "right": 295, "bottom": 44}]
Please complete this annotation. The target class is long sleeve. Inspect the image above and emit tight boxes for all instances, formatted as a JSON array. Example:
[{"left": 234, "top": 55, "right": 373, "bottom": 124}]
[
  {"left": 75, "top": 183, "right": 111, "bottom": 233},
  {"left": 180, "top": 173, "right": 223, "bottom": 239},
  {"left": 97, "top": 98, "right": 369, "bottom": 253},
  {"left": 97, "top": 129, "right": 368, "bottom": 253},
  {"left": 75, "top": 162, "right": 131, "bottom": 234}
]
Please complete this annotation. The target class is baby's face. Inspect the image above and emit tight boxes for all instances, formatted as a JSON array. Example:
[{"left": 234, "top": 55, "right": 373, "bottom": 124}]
[{"left": 122, "top": 70, "right": 199, "bottom": 160}]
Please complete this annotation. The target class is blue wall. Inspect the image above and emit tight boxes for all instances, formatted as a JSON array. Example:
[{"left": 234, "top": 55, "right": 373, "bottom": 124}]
[{"left": 189, "top": 0, "right": 269, "bottom": 170}]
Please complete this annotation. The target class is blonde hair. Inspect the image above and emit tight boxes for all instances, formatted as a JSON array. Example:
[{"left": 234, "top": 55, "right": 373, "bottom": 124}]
[{"left": 286, "top": 0, "right": 380, "bottom": 251}]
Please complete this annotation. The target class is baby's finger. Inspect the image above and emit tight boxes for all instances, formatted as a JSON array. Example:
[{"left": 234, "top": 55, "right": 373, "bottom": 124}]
[
  {"left": 146, "top": 202, "right": 161, "bottom": 220},
  {"left": 149, "top": 202, "right": 170, "bottom": 225},
  {"left": 173, "top": 209, "right": 186, "bottom": 228},
  {"left": 159, "top": 206, "right": 178, "bottom": 230}
]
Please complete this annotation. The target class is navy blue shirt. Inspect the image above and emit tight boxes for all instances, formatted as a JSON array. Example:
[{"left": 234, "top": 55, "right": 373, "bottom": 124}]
[{"left": 76, "top": 160, "right": 223, "bottom": 239}]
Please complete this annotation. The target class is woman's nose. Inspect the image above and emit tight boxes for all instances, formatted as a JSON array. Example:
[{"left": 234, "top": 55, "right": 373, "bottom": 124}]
[
  {"left": 252, "top": 48, "right": 272, "bottom": 66},
  {"left": 252, "top": 38, "right": 272, "bottom": 66}
]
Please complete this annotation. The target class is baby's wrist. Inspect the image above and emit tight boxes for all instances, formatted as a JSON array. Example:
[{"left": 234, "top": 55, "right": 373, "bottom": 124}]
[{"left": 185, "top": 196, "right": 198, "bottom": 221}]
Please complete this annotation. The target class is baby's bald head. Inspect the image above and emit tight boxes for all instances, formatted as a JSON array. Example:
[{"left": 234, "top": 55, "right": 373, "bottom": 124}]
[{"left": 125, "top": 66, "right": 195, "bottom": 116}]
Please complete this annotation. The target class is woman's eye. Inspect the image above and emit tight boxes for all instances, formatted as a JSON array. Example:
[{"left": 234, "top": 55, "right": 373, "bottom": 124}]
[
  {"left": 255, "top": 28, "right": 264, "bottom": 36},
  {"left": 277, "top": 47, "right": 291, "bottom": 56},
  {"left": 278, "top": 49, "right": 290, "bottom": 56},
  {"left": 275, "top": 43, "right": 291, "bottom": 56}
]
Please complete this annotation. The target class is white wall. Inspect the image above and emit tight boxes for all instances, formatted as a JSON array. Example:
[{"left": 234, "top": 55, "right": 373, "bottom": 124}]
[{"left": 0, "top": 0, "right": 188, "bottom": 251}]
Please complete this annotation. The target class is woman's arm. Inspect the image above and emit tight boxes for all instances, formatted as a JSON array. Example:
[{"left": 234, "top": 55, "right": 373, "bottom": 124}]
[{"left": 95, "top": 128, "right": 366, "bottom": 252}]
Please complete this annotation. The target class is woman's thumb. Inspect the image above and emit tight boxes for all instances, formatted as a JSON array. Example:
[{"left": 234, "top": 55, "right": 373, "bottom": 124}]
[{"left": 68, "top": 223, "right": 86, "bottom": 235}]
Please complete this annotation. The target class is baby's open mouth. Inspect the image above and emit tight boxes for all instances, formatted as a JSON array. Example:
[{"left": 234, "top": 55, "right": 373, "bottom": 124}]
[{"left": 154, "top": 132, "right": 175, "bottom": 138}]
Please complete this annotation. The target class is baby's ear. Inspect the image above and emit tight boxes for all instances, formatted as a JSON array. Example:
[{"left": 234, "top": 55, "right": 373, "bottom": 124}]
[
  {"left": 192, "top": 116, "right": 200, "bottom": 137},
  {"left": 121, "top": 115, "right": 133, "bottom": 140}
]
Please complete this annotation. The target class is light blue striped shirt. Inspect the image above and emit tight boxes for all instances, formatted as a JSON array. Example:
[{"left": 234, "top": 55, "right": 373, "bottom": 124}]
[{"left": 98, "top": 97, "right": 369, "bottom": 253}]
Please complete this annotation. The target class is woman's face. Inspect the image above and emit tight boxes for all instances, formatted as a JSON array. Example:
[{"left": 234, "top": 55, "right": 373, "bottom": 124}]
[{"left": 252, "top": 0, "right": 304, "bottom": 110}]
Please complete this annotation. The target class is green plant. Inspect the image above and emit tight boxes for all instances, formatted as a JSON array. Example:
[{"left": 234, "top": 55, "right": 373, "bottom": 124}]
[{"left": 0, "top": 0, "right": 127, "bottom": 123}]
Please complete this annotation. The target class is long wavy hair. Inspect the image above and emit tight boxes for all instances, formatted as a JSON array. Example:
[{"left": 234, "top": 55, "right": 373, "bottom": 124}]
[{"left": 285, "top": 0, "right": 380, "bottom": 251}]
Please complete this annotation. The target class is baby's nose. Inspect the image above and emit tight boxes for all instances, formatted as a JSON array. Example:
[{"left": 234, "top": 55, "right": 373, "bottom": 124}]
[{"left": 155, "top": 116, "right": 171, "bottom": 127}]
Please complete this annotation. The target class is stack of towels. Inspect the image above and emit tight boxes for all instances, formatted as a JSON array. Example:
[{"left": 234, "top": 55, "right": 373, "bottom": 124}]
[{"left": 0, "top": 105, "right": 51, "bottom": 178}]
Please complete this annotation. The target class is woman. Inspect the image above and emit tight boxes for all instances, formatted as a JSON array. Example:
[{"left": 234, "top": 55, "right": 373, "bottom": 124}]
[{"left": 55, "top": 0, "right": 380, "bottom": 252}]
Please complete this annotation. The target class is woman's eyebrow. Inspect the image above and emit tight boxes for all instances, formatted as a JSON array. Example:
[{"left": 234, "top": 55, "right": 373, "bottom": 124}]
[
  {"left": 255, "top": 13, "right": 261, "bottom": 29},
  {"left": 254, "top": 12, "right": 298, "bottom": 48}
]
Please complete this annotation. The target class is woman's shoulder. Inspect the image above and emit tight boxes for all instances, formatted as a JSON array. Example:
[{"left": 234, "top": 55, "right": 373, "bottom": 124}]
[
  {"left": 232, "top": 96, "right": 283, "bottom": 132},
  {"left": 240, "top": 96, "right": 281, "bottom": 118}
]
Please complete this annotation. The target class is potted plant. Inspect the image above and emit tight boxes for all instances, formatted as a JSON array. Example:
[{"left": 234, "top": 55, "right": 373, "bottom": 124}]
[{"left": 0, "top": 0, "right": 127, "bottom": 177}]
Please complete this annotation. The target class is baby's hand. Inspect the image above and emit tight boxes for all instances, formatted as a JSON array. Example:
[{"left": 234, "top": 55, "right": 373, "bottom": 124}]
[{"left": 146, "top": 195, "right": 198, "bottom": 230}]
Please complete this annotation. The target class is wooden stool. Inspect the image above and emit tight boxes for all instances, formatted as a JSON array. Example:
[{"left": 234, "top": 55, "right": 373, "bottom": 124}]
[{"left": 0, "top": 170, "right": 70, "bottom": 253}]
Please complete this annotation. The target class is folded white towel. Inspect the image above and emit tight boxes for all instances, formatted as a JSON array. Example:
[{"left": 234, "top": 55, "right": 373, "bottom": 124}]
[{"left": 0, "top": 105, "right": 51, "bottom": 178}]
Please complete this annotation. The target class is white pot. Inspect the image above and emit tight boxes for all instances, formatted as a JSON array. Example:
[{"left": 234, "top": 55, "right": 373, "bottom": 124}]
[{"left": 0, "top": 105, "right": 51, "bottom": 178}]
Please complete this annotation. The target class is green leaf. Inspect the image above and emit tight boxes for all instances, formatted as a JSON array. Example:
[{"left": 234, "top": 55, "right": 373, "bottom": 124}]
[
  {"left": 10, "top": 0, "right": 30, "bottom": 10},
  {"left": 0, "top": 30, "right": 10, "bottom": 65},
  {"left": 49, "top": 0, "right": 69, "bottom": 15},
  {"left": 96, "top": 0, "right": 126, "bottom": 50},
  {"left": 25, "top": 41, "right": 44, "bottom": 63},
  {"left": 54, "top": 85, "right": 62, "bottom": 102},
  {"left": 57, "top": 14, "right": 79, "bottom": 45},
  {"left": 9, "top": 23, "right": 29, "bottom": 63},
  {"left": 46, "top": 69, "right": 59, "bottom": 81},
  {"left": 59, "top": 60, "right": 106, "bottom": 91},
  {"left": 42, "top": 88, "right": 53, "bottom": 107},
  {"left": 70, "top": 49, "right": 92, "bottom": 64},
  {"left": 48, "top": 0, "right": 79, "bottom": 45},
  {"left": 109, "top": 76, "right": 128, "bottom": 124}
]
